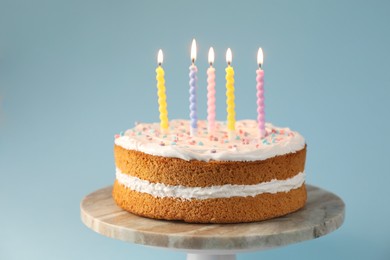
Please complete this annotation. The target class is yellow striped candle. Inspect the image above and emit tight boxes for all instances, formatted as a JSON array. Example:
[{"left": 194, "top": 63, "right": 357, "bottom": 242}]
[
  {"left": 225, "top": 48, "right": 235, "bottom": 139},
  {"left": 156, "top": 49, "right": 169, "bottom": 132}
]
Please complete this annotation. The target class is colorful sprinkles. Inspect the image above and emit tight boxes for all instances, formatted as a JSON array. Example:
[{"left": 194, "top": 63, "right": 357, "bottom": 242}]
[{"left": 115, "top": 120, "right": 296, "bottom": 154}]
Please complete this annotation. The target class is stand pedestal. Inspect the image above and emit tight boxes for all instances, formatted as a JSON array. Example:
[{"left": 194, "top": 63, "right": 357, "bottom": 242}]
[{"left": 80, "top": 185, "right": 344, "bottom": 259}]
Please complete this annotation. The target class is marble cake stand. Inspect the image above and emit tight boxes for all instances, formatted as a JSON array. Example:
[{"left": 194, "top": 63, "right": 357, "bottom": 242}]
[{"left": 80, "top": 185, "right": 345, "bottom": 260}]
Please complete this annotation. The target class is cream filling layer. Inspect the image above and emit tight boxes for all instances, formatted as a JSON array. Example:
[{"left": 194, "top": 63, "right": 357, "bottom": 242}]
[{"left": 115, "top": 168, "right": 305, "bottom": 200}]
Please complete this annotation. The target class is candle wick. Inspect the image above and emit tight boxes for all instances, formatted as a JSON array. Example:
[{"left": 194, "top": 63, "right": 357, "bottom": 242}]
[
  {"left": 158, "top": 63, "right": 162, "bottom": 66},
  {"left": 259, "top": 63, "right": 262, "bottom": 69},
  {"left": 209, "top": 62, "right": 213, "bottom": 67},
  {"left": 228, "top": 62, "right": 231, "bottom": 66},
  {"left": 192, "top": 59, "right": 195, "bottom": 65}
]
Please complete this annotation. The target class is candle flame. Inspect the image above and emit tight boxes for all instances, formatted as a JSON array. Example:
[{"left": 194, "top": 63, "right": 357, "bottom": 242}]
[
  {"left": 208, "top": 47, "right": 215, "bottom": 65},
  {"left": 191, "top": 39, "right": 197, "bottom": 62},
  {"left": 257, "top": 48, "right": 264, "bottom": 67},
  {"left": 157, "top": 49, "right": 163, "bottom": 65},
  {"left": 226, "top": 48, "right": 232, "bottom": 65}
]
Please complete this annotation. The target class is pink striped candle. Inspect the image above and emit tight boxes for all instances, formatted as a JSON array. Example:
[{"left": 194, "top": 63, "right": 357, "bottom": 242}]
[
  {"left": 207, "top": 47, "right": 216, "bottom": 133},
  {"left": 256, "top": 48, "right": 266, "bottom": 138}
]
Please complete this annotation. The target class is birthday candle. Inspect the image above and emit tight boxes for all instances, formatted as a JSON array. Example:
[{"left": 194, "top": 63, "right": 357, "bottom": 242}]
[
  {"left": 156, "top": 49, "right": 169, "bottom": 132},
  {"left": 207, "top": 47, "right": 216, "bottom": 133},
  {"left": 256, "top": 48, "right": 265, "bottom": 138},
  {"left": 189, "top": 39, "right": 198, "bottom": 136},
  {"left": 225, "top": 48, "right": 236, "bottom": 139}
]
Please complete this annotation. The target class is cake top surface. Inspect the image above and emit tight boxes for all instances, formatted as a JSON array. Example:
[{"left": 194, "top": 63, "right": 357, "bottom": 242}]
[{"left": 115, "top": 119, "right": 305, "bottom": 162}]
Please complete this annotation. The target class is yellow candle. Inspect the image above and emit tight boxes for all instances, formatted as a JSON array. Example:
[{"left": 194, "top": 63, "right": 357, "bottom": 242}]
[
  {"left": 225, "top": 48, "right": 235, "bottom": 136},
  {"left": 156, "top": 49, "right": 169, "bottom": 132}
]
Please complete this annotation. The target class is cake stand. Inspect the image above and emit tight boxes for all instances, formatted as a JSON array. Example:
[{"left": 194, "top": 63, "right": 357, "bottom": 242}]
[{"left": 80, "top": 185, "right": 345, "bottom": 260}]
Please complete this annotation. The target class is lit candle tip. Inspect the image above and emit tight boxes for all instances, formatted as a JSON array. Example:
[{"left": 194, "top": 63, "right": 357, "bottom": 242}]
[
  {"left": 191, "top": 39, "right": 197, "bottom": 63},
  {"left": 157, "top": 49, "right": 163, "bottom": 65},
  {"left": 257, "top": 48, "right": 264, "bottom": 68},
  {"left": 226, "top": 48, "right": 232, "bottom": 65},
  {"left": 208, "top": 47, "right": 215, "bottom": 66}
]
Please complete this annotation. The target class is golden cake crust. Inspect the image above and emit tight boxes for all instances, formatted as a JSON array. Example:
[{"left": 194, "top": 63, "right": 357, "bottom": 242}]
[
  {"left": 113, "top": 180, "right": 307, "bottom": 223},
  {"left": 114, "top": 145, "right": 306, "bottom": 187}
]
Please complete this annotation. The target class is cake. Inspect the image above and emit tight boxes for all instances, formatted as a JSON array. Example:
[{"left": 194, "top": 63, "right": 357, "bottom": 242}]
[{"left": 113, "top": 119, "right": 307, "bottom": 223}]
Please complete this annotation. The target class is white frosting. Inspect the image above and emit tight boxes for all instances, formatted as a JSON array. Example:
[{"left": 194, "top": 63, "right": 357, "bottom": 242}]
[
  {"left": 115, "top": 120, "right": 305, "bottom": 162},
  {"left": 116, "top": 169, "right": 305, "bottom": 200}
]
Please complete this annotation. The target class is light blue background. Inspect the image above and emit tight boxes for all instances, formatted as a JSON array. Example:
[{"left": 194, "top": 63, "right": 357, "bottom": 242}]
[{"left": 1, "top": 0, "right": 389, "bottom": 259}]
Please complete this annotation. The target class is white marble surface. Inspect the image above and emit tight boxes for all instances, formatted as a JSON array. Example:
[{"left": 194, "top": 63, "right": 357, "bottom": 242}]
[{"left": 80, "top": 185, "right": 345, "bottom": 252}]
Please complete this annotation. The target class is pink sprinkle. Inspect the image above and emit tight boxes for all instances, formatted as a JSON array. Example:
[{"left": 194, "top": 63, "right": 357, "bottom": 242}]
[
  {"left": 114, "top": 134, "right": 120, "bottom": 139},
  {"left": 241, "top": 138, "right": 249, "bottom": 145}
]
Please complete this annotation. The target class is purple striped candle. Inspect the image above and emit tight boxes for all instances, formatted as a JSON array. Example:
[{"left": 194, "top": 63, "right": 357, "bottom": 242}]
[{"left": 189, "top": 39, "right": 198, "bottom": 136}]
